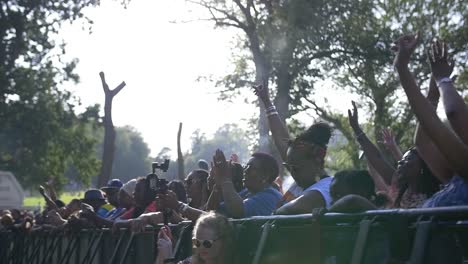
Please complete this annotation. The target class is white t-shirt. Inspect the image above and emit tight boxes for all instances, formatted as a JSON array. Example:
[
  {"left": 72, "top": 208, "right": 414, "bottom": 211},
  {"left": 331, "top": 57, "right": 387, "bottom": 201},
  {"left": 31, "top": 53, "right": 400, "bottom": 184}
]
[
  {"left": 303, "top": 176, "right": 333, "bottom": 208},
  {"left": 283, "top": 176, "right": 333, "bottom": 209}
]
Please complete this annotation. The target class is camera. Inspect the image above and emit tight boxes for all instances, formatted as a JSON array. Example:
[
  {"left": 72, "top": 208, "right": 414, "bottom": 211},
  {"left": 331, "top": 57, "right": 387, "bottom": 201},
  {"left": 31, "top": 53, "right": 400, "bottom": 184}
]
[{"left": 147, "top": 159, "right": 170, "bottom": 197}]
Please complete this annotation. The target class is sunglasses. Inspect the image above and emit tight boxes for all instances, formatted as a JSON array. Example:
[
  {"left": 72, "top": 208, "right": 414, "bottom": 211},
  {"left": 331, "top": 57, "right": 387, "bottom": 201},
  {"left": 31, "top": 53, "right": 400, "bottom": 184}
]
[
  {"left": 192, "top": 238, "right": 219, "bottom": 248},
  {"left": 282, "top": 162, "right": 300, "bottom": 172}
]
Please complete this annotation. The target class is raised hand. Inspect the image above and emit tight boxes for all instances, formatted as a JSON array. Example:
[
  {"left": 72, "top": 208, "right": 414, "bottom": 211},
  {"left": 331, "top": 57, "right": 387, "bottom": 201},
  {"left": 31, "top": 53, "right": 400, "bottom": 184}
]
[
  {"left": 252, "top": 84, "right": 272, "bottom": 106},
  {"left": 347, "top": 101, "right": 361, "bottom": 133},
  {"left": 230, "top": 153, "right": 239, "bottom": 163},
  {"left": 39, "top": 185, "right": 46, "bottom": 196},
  {"left": 381, "top": 128, "right": 396, "bottom": 149},
  {"left": 212, "top": 149, "right": 230, "bottom": 186},
  {"left": 428, "top": 40, "right": 455, "bottom": 81},
  {"left": 391, "top": 32, "right": 420, "bottom": 67}
]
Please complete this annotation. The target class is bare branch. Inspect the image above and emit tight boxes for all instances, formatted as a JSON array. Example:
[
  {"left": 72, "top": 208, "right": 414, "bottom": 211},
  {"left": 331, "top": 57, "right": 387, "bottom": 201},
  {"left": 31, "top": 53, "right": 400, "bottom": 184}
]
[
  {"left": 187, "top": 0, "right": 248, "bottom": 30},
  {"left": 99, "top": 72, "right": 110, "bottom": 93},
  {"left": 111, "top": 82, "right": 126, "bottom": 97}
]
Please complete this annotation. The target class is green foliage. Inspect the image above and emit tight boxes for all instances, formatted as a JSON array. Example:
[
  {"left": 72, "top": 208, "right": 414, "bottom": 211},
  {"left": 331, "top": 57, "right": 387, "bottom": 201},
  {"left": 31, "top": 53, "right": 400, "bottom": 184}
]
[
  {"left": 191, "top": 0, "right": 468, "bottom": 170},
  {"left": 181, "top": 124, "right": 251, "bottom": 176},
  {"left": 111, "top": 126, "right": 152, "bottom": 182},
  {"left": 0, "top": 0, "right": 110, "bottom": 190},
  {"left": 64, "top": 125, "right": 153, "bottom": 187}
]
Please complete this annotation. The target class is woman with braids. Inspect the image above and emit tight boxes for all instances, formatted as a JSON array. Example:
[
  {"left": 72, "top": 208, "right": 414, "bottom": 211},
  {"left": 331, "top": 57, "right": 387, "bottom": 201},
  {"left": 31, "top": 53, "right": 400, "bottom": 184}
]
[
  {"left": 253, "top": 84, "right": 333, "bottom": 215},
  {"left": 155, "top": 211, "right": 235, "bottom": 264},
  {"left": 347, "top": 101, "right": 440, "bottom": 208}
]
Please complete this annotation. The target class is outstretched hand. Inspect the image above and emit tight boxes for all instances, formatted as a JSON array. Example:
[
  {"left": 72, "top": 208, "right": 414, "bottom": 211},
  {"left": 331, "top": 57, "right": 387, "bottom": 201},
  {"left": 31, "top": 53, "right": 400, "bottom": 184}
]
[
  {"left": 230, "top": 153, "right": 239, "bottom": 163},
  {"left": 347, "top": 101, "right": 361, "bottom": 132},
  {"left": 391, "top": 32, "right": 420, "bottom": 68},
  {"left": 381, "top": 128, "right": 396, "bottom": 148},
  {"left": 428, "top": 40, "right": 455, "bottom": 80},
  {"left": 252, "top": 84, "right": 272, "bottom": 106},
  {"left": 212, "top": 149, "right": 230, "bottom": 186}
]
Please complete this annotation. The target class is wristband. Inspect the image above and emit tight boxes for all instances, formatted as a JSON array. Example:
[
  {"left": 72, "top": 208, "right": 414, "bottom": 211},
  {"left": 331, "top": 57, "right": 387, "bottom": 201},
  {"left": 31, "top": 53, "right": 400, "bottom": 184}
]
[
  {"left": 267, "top": 111, "right": 279, "bottom": 117},
  {"left": 178, "top": 202, "right": 189, "bottom": 213},
  {"left": 265, "top": 105, "right": 276, "bottom": 112},
  {"left": 436, "top": 77, "right": 452, "bottom": 86}
]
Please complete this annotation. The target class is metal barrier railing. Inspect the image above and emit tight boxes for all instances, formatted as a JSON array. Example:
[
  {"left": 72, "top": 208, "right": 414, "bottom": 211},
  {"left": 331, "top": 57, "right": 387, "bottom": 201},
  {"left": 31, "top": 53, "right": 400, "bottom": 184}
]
[{"left": 1, "top": 206, "right": 468, "bottom": 264}]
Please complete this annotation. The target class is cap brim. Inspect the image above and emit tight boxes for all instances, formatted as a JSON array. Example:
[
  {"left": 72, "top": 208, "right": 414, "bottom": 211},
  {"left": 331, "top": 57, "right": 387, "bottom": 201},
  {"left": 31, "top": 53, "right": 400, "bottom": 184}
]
[{"left": 101, "top": 187, "right": 120, "bottom": 192}]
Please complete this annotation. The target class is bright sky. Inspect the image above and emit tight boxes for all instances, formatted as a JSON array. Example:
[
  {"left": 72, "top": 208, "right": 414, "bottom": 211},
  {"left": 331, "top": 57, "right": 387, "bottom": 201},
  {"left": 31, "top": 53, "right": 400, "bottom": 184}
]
[{"left": 59, "top": 0, "right": 356, "bottom": 157}]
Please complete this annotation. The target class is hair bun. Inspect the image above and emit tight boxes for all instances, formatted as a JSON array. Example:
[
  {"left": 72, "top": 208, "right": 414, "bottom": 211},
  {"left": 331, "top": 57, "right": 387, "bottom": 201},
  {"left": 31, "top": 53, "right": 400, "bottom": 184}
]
[{"left": 298, "top": 122, "right": 332, "bottom": 147}]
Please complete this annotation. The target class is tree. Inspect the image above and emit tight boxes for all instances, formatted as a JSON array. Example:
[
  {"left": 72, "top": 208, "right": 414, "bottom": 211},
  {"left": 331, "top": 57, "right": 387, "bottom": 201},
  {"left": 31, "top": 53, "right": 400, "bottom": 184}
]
[
  {"left": 0, "top": 0, "right": 107, "bottom": 190},
  {"left": 76, "top": 125, "right": 152, "bottom": 185},
  {"left": 97, "top": 72, "right": 126, "bottom": 187},
  {"left": 184, "top": 123, "right": 251, "bottom": 173},
  {"left": 189, "top": 0, "right": 468, "bottom": 169}
]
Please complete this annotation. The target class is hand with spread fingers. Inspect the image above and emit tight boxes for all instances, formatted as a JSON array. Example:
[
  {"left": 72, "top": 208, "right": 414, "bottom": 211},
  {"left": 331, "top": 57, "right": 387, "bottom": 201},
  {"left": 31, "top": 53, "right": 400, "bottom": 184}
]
[
  {"left": 212, "top": 149, "right": 231, "bottom": 186},
  {"left": 391, "top": 32, "right": 421, "bottom": 68},
  {"left": 381, "top": 128, "right": 396, "bottom": 149},
  {"left": 428, "top": 40, "right": 455, "bottom": 81}
]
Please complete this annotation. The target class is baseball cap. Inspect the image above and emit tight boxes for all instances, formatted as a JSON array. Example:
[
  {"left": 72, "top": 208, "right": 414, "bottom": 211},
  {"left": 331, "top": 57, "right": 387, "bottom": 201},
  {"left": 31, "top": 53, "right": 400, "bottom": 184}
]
[
  {"left": 101, "top": 179, "right": 123, "bottom": 192},
  {"left": 121, "top": 179, "right": 137, "bottom": 196},
  {"left": 83, "top": 189, "right": 106, "bottom": 201}
]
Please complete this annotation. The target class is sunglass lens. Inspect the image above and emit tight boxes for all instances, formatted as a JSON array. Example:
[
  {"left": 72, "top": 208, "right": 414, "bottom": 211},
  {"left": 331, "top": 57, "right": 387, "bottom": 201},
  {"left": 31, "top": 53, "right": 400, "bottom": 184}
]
[
  {"left": 192, "top": 239, "right": 201, "bottom": 248},
  {"left": 202, "top": 240, "right": 213, "bottom": 248}
]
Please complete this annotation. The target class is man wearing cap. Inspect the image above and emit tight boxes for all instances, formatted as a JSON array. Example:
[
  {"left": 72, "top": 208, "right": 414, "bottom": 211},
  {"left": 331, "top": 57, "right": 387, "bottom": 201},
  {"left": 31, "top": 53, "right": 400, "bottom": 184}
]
[
  {"left": 82, "top": 189, "right": 114, "bottom": 218},
  {"left": 106, "top": 179, "right": 137, "bottom": 220},
  {"left": 101, "top": 179, "right": 123, "bottom": 208},
  {"left": 79, "top": 179, "right": 138, "bottom": 227}
]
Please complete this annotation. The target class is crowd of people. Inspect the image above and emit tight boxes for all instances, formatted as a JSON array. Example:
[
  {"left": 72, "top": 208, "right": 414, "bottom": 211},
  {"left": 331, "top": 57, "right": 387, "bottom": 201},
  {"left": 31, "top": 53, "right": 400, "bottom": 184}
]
[{"left": 1, "top": 34, "right": 468, "bottom": 264}]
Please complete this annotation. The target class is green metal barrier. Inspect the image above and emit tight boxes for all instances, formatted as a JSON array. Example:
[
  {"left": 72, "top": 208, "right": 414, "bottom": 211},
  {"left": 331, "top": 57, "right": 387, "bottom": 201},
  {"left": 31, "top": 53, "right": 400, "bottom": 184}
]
[{"left": 1, "top": 206, "right": 468, "bottom": 264}]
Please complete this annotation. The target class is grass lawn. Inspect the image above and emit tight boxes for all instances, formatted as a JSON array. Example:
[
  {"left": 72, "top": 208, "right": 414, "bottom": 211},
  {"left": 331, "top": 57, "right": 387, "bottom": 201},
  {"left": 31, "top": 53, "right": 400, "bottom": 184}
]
[{"left": 23, "top": 192, "right": 83, "bottom": 208}]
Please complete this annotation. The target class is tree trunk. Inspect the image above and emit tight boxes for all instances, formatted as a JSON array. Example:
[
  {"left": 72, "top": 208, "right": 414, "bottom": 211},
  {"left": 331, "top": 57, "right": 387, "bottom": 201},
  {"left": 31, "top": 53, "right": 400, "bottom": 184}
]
[
  {"left": 177, "top": 122, "right": 185, "bottom": 180},
  {"left": 248, "top": 32, "right": 271, "bottom": 152},
  {"left": 97, "top": 72, "right": 126, "bottom": 187}
]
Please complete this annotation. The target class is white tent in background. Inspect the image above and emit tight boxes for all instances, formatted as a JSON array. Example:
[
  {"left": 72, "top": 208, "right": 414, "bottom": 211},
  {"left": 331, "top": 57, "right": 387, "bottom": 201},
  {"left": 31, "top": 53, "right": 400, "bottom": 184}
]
[{"left": 0, "top": 171, "right": 24, "bottom": 209}]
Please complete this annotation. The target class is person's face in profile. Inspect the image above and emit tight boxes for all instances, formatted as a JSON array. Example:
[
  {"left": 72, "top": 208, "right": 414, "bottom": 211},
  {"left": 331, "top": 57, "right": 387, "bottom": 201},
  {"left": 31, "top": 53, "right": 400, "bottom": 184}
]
[
  {"left": 185, "top": 172, "right": 206, "bottom": 200},
  {"left": 396, "top": 150, "right": 422, "bottom": 186},
  {"left": 243, "top": 157, "right": 266, "bottom": 192}
]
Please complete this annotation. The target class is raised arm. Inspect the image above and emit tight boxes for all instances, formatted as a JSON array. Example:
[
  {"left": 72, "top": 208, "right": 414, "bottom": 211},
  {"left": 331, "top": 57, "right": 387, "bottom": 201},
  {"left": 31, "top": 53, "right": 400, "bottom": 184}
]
[
  {"left": 213, "top": 150, "right": 245, "bottom": 218},
  {"left": 381, "top": 128, "right": 403, "bottom": 161},
  {"left": 414, "top": 77, "right": 453, "bottom": 183},
  {"left": 253, "top": 84, "right": 290, "bottom": 161},
  {"left": 45, "top": 179, "right": 58, "bottom": 202},
  {"left": 393, "top": 33, "right": 468, "bottom": 179},
  {"left": 366, "top": 161, "right": 389, "bottom": 192},
  {"left": 39, "top": 185, "right": 58, "bottom": 211},
  {"left": 204, "top": 184, "right": 222, "bottom": 211},
  {"left": 348, "top": 101, "right": 395, "bottom": 185},
  {"left": 429, "top": 40, "right": 468, "bottom": 145}
]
